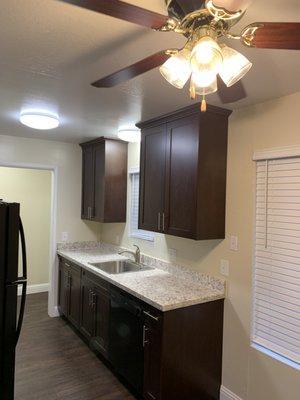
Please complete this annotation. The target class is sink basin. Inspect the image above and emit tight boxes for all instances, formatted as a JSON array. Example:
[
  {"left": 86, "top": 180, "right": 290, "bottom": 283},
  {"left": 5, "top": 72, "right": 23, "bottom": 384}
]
[{"left": 89, "top": 260, "right": 153, "bottom": 275}]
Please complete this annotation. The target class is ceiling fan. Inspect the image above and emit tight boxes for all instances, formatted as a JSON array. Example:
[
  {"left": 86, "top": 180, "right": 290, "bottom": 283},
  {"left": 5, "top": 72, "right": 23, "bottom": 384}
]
[{"left": 62, "top": 0, "right": 300, "bottom": 111}]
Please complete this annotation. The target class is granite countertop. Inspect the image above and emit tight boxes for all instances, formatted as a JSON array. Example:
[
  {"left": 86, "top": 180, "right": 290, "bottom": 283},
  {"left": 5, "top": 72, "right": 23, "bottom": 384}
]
[{"left": 57, "top": 243, "right": 226, "bottom": 312}]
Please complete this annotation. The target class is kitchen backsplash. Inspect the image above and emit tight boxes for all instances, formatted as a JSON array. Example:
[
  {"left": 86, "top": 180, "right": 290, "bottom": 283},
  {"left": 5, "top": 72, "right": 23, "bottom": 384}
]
[{"left": 57, "top": 241, "right": 226, "bottom": 292}]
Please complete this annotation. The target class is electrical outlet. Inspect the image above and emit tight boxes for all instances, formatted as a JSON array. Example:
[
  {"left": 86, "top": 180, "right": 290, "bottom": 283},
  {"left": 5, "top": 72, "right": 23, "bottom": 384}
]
[
  {"left": 230, "top": 235, "right": 238, "bottom": 251},
  {"left": 220, "top": 259, "right": 230, "bottom": 276},
  {"left": 168, "top": 248, "right": 177, "bottom": 258},
  {"left": 61, "top": 232, "right": 68, "bottom": 242}
]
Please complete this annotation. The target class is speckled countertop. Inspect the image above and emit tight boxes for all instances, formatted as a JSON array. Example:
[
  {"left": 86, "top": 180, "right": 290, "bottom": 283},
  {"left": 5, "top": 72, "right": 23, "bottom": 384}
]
[{"left": 57, "top": 242, "right": 226, "bottom": 312}]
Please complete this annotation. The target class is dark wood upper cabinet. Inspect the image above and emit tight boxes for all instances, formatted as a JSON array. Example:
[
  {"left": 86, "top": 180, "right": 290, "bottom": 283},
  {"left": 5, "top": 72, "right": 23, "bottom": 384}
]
[
  {"left": 80, "top": 137, "right": 128, "bottom": 223},
  {"left": 139, "top": 124, "right": 167, "bottom": 233},
  {"left": 137, "top": 103, "right": 232, "bottom": 240}
]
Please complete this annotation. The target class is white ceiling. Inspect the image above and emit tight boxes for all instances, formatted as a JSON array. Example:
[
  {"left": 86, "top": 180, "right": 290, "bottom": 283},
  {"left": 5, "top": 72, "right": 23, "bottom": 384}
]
[{"left": 0, "top": 0, "right": 299, "bottom": 143}]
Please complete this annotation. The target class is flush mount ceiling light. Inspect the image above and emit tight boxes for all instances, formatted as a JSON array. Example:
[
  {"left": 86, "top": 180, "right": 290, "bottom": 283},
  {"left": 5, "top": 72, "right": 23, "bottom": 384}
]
[
  {"left": 65, "top": 0, "right": 300, "bottom": 110},
  {"left": 118, "top": 129, "right": 141, "bottom": 143},
  {"left": 20, "top": 112, "right": 59, "bottom": 130}
]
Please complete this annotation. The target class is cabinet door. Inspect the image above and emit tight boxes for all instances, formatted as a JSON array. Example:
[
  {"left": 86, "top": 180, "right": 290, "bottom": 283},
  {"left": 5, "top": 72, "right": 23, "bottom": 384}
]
[
  {"left": 58, "top": 261, "right": 69, "bottom": 317},
  {"left": 144, "top": 317, "right": 162, "bottom": 400},
  {"left": 82, "top": 145, "right": 94, "bottom": 220},
  {"left": 93, "top": 142, "right": 105, "bottom": 221},
  {"left": 92, "top": 285, "right": 110, "bottom": 357},
  {"left": 139, "top": 125, "right": 167, "bottom": 232},
  {"left": 80, "top": 274, "right": 95, "bottom": 340},
  {"left": 68, "top": 266, "right": 81, "bottom": 328},
  {"left": 164, "top": 115, "right": 199, "bottom": 239}
]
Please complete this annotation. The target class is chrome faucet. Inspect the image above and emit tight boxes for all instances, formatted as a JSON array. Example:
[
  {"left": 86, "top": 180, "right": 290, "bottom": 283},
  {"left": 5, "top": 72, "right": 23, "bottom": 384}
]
[{"left": 118, "top": 245, "right": 141, "bottom": 264}]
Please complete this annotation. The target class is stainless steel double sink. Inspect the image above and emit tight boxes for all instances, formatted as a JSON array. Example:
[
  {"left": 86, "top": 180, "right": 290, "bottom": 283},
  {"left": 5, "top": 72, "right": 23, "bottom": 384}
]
[{"left": 89, "top": 260, "right": 153, "bottom": 275}]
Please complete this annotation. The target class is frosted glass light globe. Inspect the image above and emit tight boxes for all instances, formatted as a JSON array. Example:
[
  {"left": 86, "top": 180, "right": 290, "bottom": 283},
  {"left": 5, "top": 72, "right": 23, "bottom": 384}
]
[
  {"left": 191, "top": 37, "right": 223, "bottom": 76},
  {"left": 20, "top": 112, "right": 59, "bottom": 130},
  {"left": 160, "top": 48, "right": 192, "bottom": 89},
  {"left": 219, "top": 45, "right": 252, "bottom": 87}
]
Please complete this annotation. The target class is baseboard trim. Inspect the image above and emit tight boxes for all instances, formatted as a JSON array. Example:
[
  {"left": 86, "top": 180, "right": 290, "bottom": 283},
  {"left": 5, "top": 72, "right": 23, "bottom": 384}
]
[
  {"left": 18, "top": 283, "right": 49, "bottom": 296},
  {"left": 220, "top": 386, "right": 243, "bottom": 400},
  {"left": 49, "top": 306, "right": 60, "bottom": 318}
]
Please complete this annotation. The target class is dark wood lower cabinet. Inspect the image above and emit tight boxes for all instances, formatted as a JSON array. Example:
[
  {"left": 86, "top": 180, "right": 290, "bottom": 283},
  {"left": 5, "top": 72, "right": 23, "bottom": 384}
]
[
  {"left": 143, "top": 313, "right": 162, "bottom": 400},
  {"left": 58, "top": 256, "right": 224, "bottom": 400},
  {"left": 58, "top": 258, "right": 81, "bottom": 328},
  {"left": 93, "top": 284, "right": 110, "bottom": 356},
  {"left": 79, "top": 270, "right": 110, "bottom": 357},
  {"left": 80, "top": 273, "right": 95, "bottom": 340}
]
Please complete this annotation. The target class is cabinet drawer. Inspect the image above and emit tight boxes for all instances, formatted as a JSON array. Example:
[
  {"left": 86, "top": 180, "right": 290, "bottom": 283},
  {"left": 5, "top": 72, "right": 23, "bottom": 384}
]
[
  {"left": 82, "top": 269, "right": 110, "bottom": 293},
  {"left": 60, "top": 257, "right": 81, "bottom": 273}
]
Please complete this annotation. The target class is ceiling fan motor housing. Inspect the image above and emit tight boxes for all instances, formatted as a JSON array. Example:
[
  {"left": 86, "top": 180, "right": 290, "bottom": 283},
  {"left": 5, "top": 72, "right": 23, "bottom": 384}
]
[{"left": 165, "top": 0, "right": 206, "bottom": 20}]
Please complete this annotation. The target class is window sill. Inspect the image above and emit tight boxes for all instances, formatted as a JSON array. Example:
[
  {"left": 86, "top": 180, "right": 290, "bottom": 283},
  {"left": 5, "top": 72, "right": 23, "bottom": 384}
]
[
  {"left": 130, "top": 231, "right": 155, "bottom": 242},
  {"left": 251, "top": 343, "right": 300, "bottom": 371}
]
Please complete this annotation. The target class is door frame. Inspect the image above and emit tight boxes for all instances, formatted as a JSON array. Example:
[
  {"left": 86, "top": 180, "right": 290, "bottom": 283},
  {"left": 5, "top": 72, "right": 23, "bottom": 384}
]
[{"left": 0, "top": 160, "right": 58, "bottom": 317}]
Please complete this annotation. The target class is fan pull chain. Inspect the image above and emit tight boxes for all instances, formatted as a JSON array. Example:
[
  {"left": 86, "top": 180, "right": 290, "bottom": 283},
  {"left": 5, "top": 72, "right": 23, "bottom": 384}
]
[
  {"left": 201, "top": 95, "right": 207, "bottom": 112},
  {"left": 189, "top": 82, "right": 196, "bottom": 100}
]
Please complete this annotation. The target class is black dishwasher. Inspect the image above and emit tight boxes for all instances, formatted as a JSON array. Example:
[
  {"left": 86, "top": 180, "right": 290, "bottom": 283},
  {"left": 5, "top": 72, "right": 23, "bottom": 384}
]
[{"left": 109, "top": 288, "right": 145, "bottom": 395}]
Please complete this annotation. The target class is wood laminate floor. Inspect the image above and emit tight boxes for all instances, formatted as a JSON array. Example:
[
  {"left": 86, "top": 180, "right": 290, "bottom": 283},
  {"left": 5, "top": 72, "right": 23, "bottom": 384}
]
[{"left": 15, "top": 293, "right": 135, "bottom": 400}]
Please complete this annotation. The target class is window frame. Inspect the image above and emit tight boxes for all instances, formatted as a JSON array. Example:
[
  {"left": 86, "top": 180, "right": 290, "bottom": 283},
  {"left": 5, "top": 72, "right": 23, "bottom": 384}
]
[
  {"left": 128, "top": 167, "right": 155, "bottom": 242},
  {"left": 251, "top": 146, "right": 300, "bottom": 371}
]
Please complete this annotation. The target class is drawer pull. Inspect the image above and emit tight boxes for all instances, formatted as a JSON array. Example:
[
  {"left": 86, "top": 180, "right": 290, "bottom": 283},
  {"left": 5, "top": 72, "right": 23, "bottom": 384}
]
[
  {"left": 147, "top": 392, "right": 156, "bottom": 400},
  {"left": 65, "top": 263, "right": 71, "bottom": 267},
  {"left": 143, "top": 310, "right": 159, "bottom": 321},
  {"left": 142, "top": 325, "right": 148, "bottom": 347}
]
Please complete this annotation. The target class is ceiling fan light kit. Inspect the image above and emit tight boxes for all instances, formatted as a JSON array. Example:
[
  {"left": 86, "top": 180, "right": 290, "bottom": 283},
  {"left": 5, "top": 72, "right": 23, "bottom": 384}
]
[
  {"left": 62, "top": 0, "right": 300, "bottom": 110},
  {"left": 159, "top": 47, "right": 192, "bottom": 89},
  {"left": 219, "top": 44, "right": 252, "bottom": 87}
]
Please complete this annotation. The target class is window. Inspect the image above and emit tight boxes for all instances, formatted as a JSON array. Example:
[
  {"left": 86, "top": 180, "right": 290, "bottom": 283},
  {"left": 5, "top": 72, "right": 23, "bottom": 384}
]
[
  {"left": 129, "top": 168, "right": 154, "bottom": 241},
  {"left": 253, "top": 155, "right": 300, "bottom": 368}
]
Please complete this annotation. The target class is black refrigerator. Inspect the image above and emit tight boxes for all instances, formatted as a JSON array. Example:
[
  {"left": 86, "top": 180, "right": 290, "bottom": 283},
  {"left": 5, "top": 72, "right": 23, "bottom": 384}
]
[{"left": 0, "top": 201, "right": 27, "bottom": 400}]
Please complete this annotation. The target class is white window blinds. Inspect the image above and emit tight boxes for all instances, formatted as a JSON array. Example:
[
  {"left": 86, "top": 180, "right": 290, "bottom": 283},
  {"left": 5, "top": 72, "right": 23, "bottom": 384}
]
[
  {"left": 253, "top": 157, "right": 300, "bottom": 365},
  {"left": 130, "top": 171, "right": 154, "bottom": 241}
]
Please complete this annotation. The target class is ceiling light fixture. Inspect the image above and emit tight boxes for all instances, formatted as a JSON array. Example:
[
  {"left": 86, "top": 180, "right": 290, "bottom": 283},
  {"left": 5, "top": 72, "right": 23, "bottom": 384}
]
[
  {"left": 159, "top": 48, "right": 192, "bottom": 89},
  {"left": 219, "top": 44, "right": 252, "bottom": 87},
  {"left": 191, "top": 36, "right": 223, "bottom": 76},
  {"left": 118, "top": 129, "right": 141, "bottom": 143},
  {"left": 20, "top": 112, "right": 60, "bottom": 130},
  {"left": 159, "top": 28, "right": 252, "bottom": 111}
]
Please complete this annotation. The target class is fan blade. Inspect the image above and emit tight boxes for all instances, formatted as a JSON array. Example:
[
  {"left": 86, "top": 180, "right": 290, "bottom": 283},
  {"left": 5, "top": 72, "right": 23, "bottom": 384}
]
[
  {"left": 217, "top": 77, "right": 247, "bottom": 103},
  {"left": 241, "top": 22, "right": 300, "bottom": 50},
  {"left": 61, "top": 0, "right": 169, "bottom": 29},
  {"left": 213, "top": 0, "right": 252, "bottom": 12},
  {"left": 92, "top": 51, "right": 170, "bottom": 88}
]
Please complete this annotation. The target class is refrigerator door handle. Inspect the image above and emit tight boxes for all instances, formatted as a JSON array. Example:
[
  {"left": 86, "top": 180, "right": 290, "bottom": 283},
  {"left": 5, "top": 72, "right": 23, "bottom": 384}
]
[
  {"left": 15, "top": 217, "right": 28, "bottom": 344},
  {"left": 19, "top": 217, "right": 27, "bottom": 281}
]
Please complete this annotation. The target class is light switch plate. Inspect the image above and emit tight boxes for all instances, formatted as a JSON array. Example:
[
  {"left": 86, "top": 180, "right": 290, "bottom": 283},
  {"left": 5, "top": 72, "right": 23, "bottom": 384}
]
[
  {"left": 61, "top": 232, "right": 68, "bottom": 242},
  {"left": 230, "top": 235, "right": 238, "bottom": 251},
  {"left": 220, "top": 259, "right": 230, "bottom": 276}
]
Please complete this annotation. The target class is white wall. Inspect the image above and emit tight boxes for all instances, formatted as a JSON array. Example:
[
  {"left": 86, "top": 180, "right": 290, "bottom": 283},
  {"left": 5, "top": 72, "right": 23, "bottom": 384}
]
[
  {"left": 101, "top": 92, "right": 300, "bottom": 400},
  {"left": 0, "top": 134, "right": 100, "bottom": 314},
  {"left": 0, "top": 167, "right": 52, "bottom": 287},
  {"left": 0, "top": 135, "right": 100, "bottom": 242}
]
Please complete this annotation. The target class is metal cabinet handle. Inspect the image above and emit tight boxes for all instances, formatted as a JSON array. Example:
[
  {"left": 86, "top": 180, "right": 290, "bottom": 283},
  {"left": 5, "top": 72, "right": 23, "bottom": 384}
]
[
  {"left": 92, "top": 292, "right": 97, "bottom": 309},
  {"left": 65, "top": 262, "right": 71, "bottom": 267},
  {"left": 158, "top": 212, "right": 161, "bottom": 231},
  {"left": 162, "top": 213, "right": 165, "bottom": 232},
  {"left": 88, "top": 289, "right": 92, "bottom": 307},
  {"left": 147, "top": 392, "right": 156, "bottom": 400},
  {"left": 143, "top": 310, "right": 159, "bottom": 321},
  {"left": 143, "top": 325, "right": 149, "bottom": 347}
]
